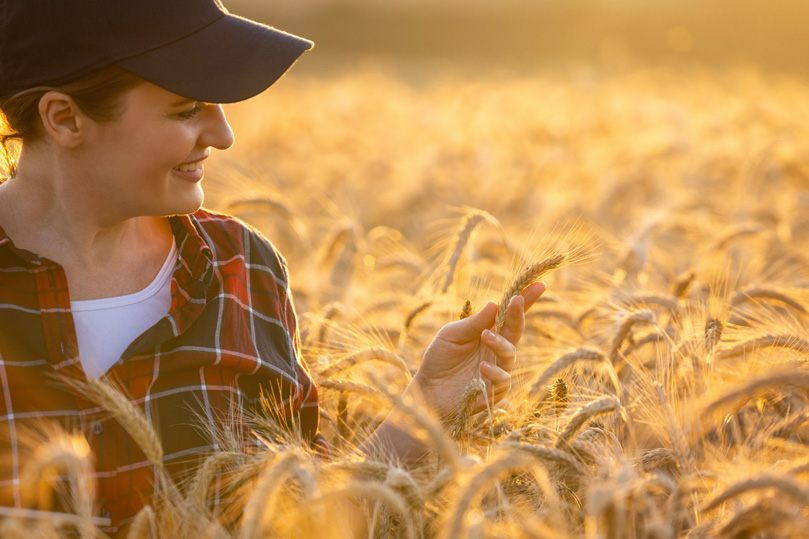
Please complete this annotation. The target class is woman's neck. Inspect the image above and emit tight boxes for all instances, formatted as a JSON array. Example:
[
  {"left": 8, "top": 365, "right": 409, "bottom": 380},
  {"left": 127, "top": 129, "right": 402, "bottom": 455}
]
[{"left": 0, "top": 161, "right": 175, "bottom": 300}]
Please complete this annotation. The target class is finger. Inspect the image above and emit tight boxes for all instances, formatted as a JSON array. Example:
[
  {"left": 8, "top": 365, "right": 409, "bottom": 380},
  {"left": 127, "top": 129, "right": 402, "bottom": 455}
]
[
  {"left": 521, "top": 281, "right": 546, "bottom": 312},
  {"left": 482, "top": 328, "right": 518, "bottom": 373},
  {"left": 498, "top": 281, "right": 547, "bottom": 345},
  {"left": 439, "top": 301, "right": 498, "bottom": 344},
  {"left": 479, "top": 362, "right": 511, "bottom": 404},
  {"left": 498, "top": 294, "right": 526, "bottom": 348}
]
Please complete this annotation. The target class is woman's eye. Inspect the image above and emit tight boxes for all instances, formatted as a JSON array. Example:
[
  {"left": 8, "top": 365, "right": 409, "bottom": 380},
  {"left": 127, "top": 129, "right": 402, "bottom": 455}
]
[{"left": 177, "top": 104, "right": 204, "bottom": 119}]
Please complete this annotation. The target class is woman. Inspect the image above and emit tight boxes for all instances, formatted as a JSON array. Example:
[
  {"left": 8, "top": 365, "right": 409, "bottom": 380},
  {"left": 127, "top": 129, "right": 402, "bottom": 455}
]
[{"left": 0, "top": 0, "right": 545, "bottom": 532}]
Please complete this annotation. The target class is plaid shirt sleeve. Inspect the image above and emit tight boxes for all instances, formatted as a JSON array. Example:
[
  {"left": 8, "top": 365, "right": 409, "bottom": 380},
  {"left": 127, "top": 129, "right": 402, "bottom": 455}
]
[{"left": 0, "top": 208, "right": 325, "bottom": 533}]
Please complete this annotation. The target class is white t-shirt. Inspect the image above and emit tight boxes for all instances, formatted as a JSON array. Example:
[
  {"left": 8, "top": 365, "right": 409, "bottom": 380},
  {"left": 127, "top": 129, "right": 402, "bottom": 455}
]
[{"left": 71, "top": 239, "right": 177, "bottom": 378}]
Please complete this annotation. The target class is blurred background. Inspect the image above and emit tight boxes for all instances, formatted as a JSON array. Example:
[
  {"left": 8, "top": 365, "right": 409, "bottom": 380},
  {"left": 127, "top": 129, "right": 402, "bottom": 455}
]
[{"left": 228, "top": 0, "right": 809, "bottom": 77}]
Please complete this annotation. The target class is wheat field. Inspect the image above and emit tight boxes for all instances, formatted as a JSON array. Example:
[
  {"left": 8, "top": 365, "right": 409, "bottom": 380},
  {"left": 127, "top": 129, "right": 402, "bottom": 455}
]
[{"left": 5, "top": 64, "right": 809, "bottom": 538}]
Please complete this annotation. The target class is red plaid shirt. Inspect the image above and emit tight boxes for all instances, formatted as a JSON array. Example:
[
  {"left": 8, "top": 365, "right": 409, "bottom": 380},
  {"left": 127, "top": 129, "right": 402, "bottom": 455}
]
[{"left": 0, "top": 209, "right": 323, "bottom": 532}]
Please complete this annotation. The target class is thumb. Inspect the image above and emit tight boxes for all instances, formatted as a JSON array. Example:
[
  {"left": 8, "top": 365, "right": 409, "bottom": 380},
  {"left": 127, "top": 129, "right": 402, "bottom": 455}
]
[{"left": 439, "top": 301, "right": 498, "bottom": 344}]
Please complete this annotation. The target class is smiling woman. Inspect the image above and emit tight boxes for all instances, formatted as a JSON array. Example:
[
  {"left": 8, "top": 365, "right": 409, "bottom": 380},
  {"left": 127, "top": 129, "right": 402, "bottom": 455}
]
[{"left": 0, "top": 0, "right": 543, "bottom": 534}]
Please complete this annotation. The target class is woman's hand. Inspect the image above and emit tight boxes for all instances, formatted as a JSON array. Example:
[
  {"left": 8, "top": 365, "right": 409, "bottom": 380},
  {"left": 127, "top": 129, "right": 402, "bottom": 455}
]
[{"left": 408, "top": 282, "right": 546, "bottom": 421}]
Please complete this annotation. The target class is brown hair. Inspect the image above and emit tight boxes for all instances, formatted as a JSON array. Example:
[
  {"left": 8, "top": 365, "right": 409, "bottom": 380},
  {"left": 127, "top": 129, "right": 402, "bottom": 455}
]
[{"left": 0, "top": 65, "right": 143, "bottom": 179}]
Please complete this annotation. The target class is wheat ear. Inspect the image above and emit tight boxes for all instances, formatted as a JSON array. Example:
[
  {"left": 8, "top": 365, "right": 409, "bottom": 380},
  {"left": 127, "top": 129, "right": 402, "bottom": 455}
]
[
  {"left": 318, "top": 380, "right": 386, "bottom": 402},
  {"left": 528, "top": 347, "right": 605, "bottom": 399},
  {"left": 319, "top": 347, "right": 410, "bottom": 379},
  {"left": 0, "top": 506, "right": 111, "bottom": 528},
  {"left": 770, "top": 411, "right": 809, "bottom": 439},
  {"left": 496, "top": 253, "right": 567, "bottom": 332},
  {"left": 404, "top": 301, "right": 432, "bottom": 330},
  {"left": 502, "top": 441, "right": 586, "bottom": 476},
  {"left": 608, "top": 310, "right": 656, "bottom": 364},
  {"left": 624, "top": 294, "right": 681, "bottom": 313},
  {"left": 385, "top": 467, "right": 424, "bottom": 509},
  {"left": 452, "top": 378, "right": 486, "bottom": 440},
  {"left": 556, "top": 395, "right": 622, "bottom": 448},
  {"left": 323, "top": 460, "right": 390, "bottom": 483},
  {"left": 238, "top": 451, "right": 303, "bottom": 539},
  {"left": 313, "top": 481, "right": 415, "bottom": 539},
  {"left": 126, "top": 505, "right": 157, "bottom": 539},
  {"left": 702, "top": 474, "right": 809, "bottom": 512},
  {"left": 653, "top": 382, "right": 695, "bottom": 472},
  {"left": 640, "top": 448, "right": 678, "bottom": 473},
  {"left": 702, "top": 370, "right": 809, "bottom": 416},
  {"left": 704, "top": 317, "right": 724, "bottom": 353},
  {"left": 731, "top": 286, "right": 807, "bottom": 314},
  {"left": 672, "top": 270, "right": 696, "bottom": 298},
  {"left": 221, "top": 194, "right": 293, "bottom": 220},
  {"left": 712, "top": 224, "right": 762, "bottom": 253},
  {"left": 444, "top": 451, "right": 536, "bottom": 539},
  {"left": 18, "top": 429, "right": 95, "bottom": 538},
  {"left": 715, "top": 332, "right": 809, "bottom": 360},
  {"left": 459, "top": 299, "right": 473, "bottom": 320},
  {"left": 717, "top": 497, "right": 796, "bottom": 538},
  {"left": 61, "top": 376, "right": 163, "bottom": 467},
  {"left": 442, "top": 211, "right": 487, "bottom": 293},
  {"left": 187, "top": 451, "right": 243, "bottom": 505}
]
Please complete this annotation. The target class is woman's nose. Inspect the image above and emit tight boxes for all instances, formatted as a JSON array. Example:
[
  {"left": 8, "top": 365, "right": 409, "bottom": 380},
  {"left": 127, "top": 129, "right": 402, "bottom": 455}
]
[{"left": 201, "top": 104, "right": 235, "bottom": 150}]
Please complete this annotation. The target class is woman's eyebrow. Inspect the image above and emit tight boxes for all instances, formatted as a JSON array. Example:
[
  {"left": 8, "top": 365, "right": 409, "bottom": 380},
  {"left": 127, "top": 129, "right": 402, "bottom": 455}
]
[{"left": 169, "top": 97, "right": 197, "bottom": 107}]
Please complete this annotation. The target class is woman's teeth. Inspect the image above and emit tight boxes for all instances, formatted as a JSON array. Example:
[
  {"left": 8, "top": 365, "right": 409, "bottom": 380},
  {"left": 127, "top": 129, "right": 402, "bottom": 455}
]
[{"left": 174, "top": 161, "right": 202, "bottom": 172}]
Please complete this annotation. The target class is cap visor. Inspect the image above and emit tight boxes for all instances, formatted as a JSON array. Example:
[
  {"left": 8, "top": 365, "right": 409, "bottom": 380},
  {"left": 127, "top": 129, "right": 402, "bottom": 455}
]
[{"left": 117, "top": 14, "right": 313, "bottom": 103}]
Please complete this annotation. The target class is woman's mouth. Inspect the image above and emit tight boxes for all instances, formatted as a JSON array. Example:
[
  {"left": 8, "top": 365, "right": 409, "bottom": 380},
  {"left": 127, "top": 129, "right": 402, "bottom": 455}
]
[
  {"left": 173, "top": 160, "right": 203, "bottom": 172},
  {"left": 172, "top": 159, "right": 206, "bottom": 182}
]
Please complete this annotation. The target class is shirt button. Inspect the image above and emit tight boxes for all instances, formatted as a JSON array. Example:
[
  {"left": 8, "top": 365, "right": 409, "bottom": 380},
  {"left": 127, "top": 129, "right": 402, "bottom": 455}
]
[{"left": 92, "top": 422, "right": 104, "bottom": 435}]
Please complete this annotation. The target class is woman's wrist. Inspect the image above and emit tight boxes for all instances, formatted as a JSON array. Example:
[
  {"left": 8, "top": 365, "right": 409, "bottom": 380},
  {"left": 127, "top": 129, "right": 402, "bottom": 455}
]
[{"left": 358, "top": 376, "right": 446, "bottom": 465}]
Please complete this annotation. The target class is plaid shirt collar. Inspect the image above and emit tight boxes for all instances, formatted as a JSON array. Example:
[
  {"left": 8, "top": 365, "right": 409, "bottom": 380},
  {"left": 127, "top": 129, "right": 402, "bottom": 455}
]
[{"left": 0, "top": 214, "right": 218, "bottom": 369}]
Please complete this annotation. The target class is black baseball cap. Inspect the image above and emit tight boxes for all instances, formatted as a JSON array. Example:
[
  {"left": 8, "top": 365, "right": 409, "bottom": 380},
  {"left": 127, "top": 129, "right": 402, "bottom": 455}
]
[{"left": 0, "top": 0, "right": 313, "bottom": 103}]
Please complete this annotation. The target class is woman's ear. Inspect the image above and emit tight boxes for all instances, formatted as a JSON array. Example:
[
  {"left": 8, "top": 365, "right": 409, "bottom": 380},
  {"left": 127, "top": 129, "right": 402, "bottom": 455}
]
[{"left": 38, "top": 91, "right": 86, "bottom": 148}]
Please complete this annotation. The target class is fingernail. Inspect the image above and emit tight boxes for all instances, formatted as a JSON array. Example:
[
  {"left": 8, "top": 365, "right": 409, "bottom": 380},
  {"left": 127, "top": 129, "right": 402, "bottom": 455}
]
[
  {"left": 480, "top": 362, "right": 491, "bottom": 372},
  {"left": 483, "top": 329, "right": 495, "bottom": 341}
]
